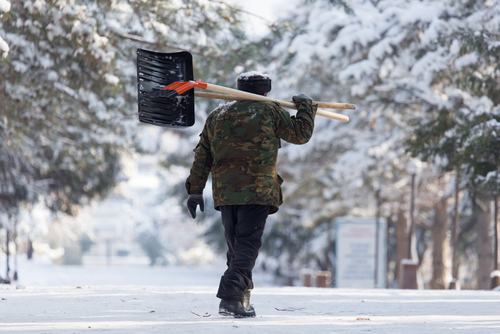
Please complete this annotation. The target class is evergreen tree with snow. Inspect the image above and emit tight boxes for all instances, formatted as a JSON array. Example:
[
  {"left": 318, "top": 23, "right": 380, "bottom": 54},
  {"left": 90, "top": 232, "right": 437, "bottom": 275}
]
[
  {"left": 0, "top": 0, "right": 259, "bottom": 272},
  {"left": 263, "top": 0, "right": 499, "bottom": 288}
]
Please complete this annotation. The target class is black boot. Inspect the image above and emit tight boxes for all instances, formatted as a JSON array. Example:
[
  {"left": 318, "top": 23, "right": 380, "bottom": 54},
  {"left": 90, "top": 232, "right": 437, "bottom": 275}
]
[
  {"left": 243, "top": 289, "right": 255, "bottom": 313},
  {"left": 219, "top": 296, "right": 256, "bottom": 318}
]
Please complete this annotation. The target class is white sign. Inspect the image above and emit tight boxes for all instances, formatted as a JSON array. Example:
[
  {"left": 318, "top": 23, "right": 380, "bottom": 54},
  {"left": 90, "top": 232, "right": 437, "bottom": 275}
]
[{"left": 334, "top": 217, "right": 386, "bottom": 289}]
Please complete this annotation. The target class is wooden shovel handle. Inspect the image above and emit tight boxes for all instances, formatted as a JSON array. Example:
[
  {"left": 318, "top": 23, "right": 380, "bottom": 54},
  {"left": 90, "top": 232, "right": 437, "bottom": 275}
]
[
  {"left": 195, "top": 91, "right": 356, "bottom": 110},
  {"left": 200, "top": 83, "right": 350, "bottom": 123}
]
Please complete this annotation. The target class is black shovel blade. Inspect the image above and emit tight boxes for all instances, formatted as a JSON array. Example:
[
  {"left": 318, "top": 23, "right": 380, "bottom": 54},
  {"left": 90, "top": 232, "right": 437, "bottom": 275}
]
[{"left": 137, "top": 49, "right": 195, "bottom": 127}]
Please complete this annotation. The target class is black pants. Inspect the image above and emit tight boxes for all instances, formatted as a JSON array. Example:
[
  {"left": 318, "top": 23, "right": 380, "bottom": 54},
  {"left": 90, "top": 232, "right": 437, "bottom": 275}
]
[{"left": 216, "top": 204, "right": 270, "bottom": 302}]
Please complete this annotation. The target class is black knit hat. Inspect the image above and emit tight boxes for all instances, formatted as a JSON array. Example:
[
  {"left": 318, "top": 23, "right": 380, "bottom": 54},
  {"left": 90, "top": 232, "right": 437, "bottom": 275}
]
[{"left": 237, "top": 72, "right": 272, "bottom": 95}]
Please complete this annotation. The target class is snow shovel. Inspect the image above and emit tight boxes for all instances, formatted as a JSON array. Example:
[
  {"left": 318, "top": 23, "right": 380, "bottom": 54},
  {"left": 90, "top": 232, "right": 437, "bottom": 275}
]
[{"left": 137, "top": 49, "right": 352, "bottom": 126}]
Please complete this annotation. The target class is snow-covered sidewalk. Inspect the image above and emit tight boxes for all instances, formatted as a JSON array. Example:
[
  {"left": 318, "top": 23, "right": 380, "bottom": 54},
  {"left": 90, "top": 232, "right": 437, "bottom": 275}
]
[
  {"left": 2, "top": 284, "right": 500, "bottom": 333},
  {"left": 1, "top": 260, "right": 499, "bottom": 333}
]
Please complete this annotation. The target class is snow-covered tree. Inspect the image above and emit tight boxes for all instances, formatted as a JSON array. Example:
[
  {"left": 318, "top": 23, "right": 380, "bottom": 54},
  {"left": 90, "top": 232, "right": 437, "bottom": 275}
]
[
  {"left": 262, "top": 0, "right": 499, "bottom": 288},
  {"left": 1, "top": 1, "right": 134, "bottom": 217},
  {"left": 0, "top": 0, "right": 9, "bottom": 58},
  {"left": 0, "top": 0, "right": 264, "bottom": 273},
  {"left": 0, "top": 0, "right": 254, "bottom": 212}
]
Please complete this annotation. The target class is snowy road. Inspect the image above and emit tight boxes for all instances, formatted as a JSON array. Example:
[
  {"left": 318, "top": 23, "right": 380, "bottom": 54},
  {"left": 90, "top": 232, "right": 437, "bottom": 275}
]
[
  {"left": 1, "top": 285, "right": 499, "bottom": 333},
  {"left": 1, "top": 259, "right": 499, "bottom": 333}
]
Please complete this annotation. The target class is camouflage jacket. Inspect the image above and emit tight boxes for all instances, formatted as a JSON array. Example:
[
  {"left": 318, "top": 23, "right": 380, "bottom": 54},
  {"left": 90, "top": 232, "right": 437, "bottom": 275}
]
[{"left": 185, "top": 98, "right": 317, "bottom": 214}]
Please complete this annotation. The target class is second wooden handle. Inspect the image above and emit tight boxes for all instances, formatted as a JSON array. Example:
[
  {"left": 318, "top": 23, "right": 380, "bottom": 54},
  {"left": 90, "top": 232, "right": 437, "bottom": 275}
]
[{"left": 194, "top": 91, "right": 356, "bottom": 110}]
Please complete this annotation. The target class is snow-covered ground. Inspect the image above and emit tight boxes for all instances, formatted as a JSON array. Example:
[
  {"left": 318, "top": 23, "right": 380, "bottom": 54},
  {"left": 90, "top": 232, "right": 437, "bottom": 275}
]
[{"left": 1, "top": 258, "right": 499, "bottom": 333}]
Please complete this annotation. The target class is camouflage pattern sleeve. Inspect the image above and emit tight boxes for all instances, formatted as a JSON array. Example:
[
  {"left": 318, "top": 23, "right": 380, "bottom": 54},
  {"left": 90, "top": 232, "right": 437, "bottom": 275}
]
[
  {"left": 185, "top": 119, "right": 213, "bottom": 195},
  {"left": 271, "top": 98, "right": 318, "bottom": 144}
]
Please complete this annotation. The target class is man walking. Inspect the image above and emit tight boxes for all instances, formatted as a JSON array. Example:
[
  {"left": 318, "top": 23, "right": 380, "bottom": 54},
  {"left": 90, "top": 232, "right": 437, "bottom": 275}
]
[{"left": 185, "top": 72, "right": 317, "bottom": 318}]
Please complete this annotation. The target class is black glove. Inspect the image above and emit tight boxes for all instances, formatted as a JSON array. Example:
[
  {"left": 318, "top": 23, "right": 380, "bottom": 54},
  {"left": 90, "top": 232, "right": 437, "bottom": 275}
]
[
  {"left": 187, "top": 194, "right": 204, "bottom": 219},
  {"left": 292, "top": 93, "right": 313, "bottom": 107}
]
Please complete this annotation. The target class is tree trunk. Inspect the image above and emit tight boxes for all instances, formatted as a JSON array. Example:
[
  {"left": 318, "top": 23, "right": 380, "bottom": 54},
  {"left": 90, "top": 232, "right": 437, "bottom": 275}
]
[
  {"left": 396, "top": 208, "right": 409, "bottom": 286},
  {"left": 494, "top": 196, "right": 499, "bottom": 271},
  {"left": 27, "top": 239, "right": 34, "bottom": 260},
  {"left": 5, "top": 229, "right": 10, "bottom": 282},
  {"left": 476, "top": 199, "right": 493, "bottom": 290},
  {"left": 430, "top": 197, "right": 451, "bottom": 289},
  {"left": 492, "top": 196, "right": 499, "bottom": 289},
  {"left": 451, "top": 174, "right": 460, "bottom": 284}
]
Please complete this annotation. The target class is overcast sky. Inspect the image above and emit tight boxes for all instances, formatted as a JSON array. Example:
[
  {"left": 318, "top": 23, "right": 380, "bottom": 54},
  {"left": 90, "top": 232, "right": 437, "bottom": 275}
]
[{"left": 228, "top": 0, "right": 285, "bottom": 38}]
